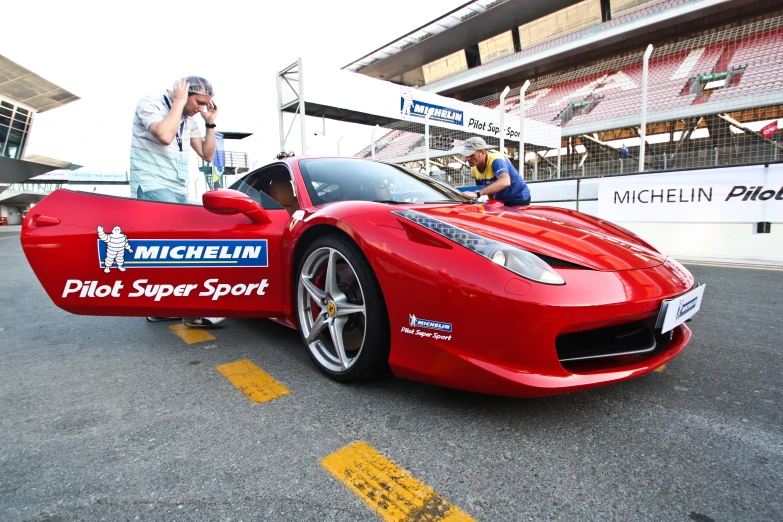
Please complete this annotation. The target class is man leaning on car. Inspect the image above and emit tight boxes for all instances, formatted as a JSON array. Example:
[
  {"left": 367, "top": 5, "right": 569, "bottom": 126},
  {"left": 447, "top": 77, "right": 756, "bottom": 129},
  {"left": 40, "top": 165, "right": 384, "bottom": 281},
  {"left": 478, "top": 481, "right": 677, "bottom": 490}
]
[{"left": 458, "top": 136, "right": 531, "bottom": 207}]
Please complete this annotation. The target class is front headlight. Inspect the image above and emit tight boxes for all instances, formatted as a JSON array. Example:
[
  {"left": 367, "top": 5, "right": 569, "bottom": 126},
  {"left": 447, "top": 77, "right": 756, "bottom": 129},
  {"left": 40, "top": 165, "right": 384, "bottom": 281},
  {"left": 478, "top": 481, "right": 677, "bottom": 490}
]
[
  {"left": 393, "top": 210, "right": 565, "bottom": 285},
  {"left": 490, "top": 250, "right": 506, "bottom": 265}
]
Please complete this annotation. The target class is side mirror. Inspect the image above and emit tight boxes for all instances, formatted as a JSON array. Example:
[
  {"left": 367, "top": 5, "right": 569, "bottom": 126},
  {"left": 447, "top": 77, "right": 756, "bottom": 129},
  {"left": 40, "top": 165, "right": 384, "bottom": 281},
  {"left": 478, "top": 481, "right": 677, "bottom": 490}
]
[{"left": 203, "top": 189, "right": 271, "bottom": 225}]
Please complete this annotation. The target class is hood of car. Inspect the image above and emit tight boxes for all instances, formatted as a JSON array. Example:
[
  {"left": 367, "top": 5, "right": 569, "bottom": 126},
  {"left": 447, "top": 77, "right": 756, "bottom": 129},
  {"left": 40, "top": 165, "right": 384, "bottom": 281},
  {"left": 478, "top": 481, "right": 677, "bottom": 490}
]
[{"left": 410, "top": 204, "right": 666, "bottom": 271}]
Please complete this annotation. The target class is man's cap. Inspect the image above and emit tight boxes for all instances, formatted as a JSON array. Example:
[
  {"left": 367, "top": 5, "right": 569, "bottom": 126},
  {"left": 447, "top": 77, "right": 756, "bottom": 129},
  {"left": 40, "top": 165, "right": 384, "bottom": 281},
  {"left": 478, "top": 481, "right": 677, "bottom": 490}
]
[
  {"left": 456, "top": 136, "right": 487, "bottom": 156},
  {"left": 186, "top": 76, "right": 214, "bottom": 97}
]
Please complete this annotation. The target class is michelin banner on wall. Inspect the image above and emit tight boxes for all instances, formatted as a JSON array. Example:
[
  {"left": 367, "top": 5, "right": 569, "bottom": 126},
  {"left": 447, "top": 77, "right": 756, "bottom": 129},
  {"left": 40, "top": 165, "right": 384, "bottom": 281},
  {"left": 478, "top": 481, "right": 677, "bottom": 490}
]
[
  {"left": 299, "top": 59, "right": 561, "bottom": 150},
  {"left": 597, "top": 164, "right": 783, "bottom": 223}
]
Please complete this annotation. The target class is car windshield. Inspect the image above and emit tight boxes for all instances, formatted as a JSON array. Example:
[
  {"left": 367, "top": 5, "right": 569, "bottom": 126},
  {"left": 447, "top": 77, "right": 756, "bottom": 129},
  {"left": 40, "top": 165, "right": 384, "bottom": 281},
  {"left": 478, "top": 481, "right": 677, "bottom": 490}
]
[{"left": 298, "top": 158, "right": 473, "bottom": 205}]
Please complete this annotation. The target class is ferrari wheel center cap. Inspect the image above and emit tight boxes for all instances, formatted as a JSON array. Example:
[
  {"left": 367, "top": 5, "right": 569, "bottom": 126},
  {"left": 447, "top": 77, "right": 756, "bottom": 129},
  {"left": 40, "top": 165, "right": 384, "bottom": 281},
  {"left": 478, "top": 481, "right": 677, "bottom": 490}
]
[{"left": 327, "top": 301, "right": 336, "bottom": 316}]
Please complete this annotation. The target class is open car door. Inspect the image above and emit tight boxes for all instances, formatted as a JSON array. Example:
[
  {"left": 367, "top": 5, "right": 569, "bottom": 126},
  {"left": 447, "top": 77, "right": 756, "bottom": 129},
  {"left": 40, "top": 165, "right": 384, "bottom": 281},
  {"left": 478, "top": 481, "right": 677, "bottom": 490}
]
[{"left": 21, "top": 189, "right": 290, "bottom": 318}]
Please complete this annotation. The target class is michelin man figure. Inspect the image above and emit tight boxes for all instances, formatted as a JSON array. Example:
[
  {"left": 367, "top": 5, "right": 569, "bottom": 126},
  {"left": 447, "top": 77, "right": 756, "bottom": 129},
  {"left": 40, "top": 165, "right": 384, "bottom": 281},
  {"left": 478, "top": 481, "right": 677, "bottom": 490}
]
[
  {"left": 97, "top": 225, "right": 133, "bottom": 273},
  {"left": 400, "top": 86, "right": 414, "bottom": 120}
]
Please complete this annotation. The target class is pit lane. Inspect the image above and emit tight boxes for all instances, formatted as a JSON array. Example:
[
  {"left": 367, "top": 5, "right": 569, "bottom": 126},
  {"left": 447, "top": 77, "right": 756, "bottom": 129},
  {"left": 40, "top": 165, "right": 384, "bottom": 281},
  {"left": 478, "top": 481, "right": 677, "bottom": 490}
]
[{"left": 1, "top": 229, "right": 781, "bottom": 521}]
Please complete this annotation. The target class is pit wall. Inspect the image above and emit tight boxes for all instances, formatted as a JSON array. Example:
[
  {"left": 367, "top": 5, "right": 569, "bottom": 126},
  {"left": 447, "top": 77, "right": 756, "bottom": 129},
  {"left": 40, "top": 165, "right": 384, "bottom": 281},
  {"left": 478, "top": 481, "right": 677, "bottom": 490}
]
[{"left": 528, "top": 163, "right": 783, "bottom": 264}]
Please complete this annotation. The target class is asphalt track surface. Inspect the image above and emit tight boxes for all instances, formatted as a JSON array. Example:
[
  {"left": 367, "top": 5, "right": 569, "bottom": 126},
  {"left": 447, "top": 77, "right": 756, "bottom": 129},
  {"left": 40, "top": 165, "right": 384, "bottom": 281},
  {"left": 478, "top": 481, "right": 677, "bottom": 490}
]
[{"left": 1, "top": 227, "right": 781, "bottom": 521}]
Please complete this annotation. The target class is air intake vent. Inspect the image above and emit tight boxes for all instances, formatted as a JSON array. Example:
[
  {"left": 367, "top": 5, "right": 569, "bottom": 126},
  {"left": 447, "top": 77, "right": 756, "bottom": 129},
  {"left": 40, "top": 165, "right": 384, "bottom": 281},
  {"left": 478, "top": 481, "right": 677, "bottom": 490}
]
[
  {"left": 537, "top": 254, "right": 590, "bottom": 270},
  {"left": 556, "top": 318, "right": 673, "bottom": 363}
]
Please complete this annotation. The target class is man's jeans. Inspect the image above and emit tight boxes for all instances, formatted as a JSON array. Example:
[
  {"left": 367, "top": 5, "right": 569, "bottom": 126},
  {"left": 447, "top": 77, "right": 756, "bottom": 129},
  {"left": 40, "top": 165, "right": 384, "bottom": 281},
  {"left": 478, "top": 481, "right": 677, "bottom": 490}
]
[{"left": 136, "top": 187, "right": 189, "bottom": 204}]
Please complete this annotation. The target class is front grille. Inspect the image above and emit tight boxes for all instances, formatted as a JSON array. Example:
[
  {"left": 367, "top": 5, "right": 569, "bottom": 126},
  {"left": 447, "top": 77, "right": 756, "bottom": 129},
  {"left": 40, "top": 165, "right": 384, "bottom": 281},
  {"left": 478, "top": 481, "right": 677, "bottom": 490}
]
[{"left": 556, "top": 318, "right": 673, "bottom": 363}]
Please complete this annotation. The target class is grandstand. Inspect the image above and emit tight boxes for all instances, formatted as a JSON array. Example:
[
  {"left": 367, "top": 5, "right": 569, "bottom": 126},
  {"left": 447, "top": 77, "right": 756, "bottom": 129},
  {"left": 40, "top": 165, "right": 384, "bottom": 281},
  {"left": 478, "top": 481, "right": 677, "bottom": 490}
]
[{"left": 347, "top": 0, "right": 783, "bottom": 182}]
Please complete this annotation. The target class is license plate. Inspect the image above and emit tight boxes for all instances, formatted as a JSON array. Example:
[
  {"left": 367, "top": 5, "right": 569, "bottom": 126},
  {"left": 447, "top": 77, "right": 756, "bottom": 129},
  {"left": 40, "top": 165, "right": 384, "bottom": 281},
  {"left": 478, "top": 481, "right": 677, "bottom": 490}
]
[{"left": 655, "top": 284, "right": 706, "bottom": 334}]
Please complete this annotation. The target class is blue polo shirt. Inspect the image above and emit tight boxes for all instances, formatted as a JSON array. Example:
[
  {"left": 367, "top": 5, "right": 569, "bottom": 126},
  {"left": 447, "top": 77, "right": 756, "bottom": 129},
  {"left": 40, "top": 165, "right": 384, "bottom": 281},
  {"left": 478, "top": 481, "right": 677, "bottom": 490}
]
[{"left": 471, "top": 152, "right": 530, "bottom": 204}]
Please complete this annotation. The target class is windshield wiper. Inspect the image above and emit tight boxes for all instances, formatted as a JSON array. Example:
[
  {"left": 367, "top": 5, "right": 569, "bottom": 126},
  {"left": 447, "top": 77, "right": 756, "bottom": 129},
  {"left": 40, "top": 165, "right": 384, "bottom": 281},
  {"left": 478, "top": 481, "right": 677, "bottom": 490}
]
[
  {"left": 422, "top": 200, "right": 464, "bottom": 204},
  {"left": 374, "top": 199, "right": 407, "bottom": 204}
]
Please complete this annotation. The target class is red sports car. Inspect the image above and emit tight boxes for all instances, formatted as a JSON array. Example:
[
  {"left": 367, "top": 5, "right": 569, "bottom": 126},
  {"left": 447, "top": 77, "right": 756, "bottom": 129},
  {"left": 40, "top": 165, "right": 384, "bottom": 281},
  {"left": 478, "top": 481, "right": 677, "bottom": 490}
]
[{"left": 21, "top": 157, "right": 704, "bottom": 397}]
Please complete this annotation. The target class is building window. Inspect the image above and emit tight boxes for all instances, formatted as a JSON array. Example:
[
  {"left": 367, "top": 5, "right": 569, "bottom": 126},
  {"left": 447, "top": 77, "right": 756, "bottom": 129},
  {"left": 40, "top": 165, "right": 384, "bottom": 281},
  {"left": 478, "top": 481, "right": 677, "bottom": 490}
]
[
  {"left": 1, "top": 99, "right": 33, "bottom": 159},
  {"left": 478, "top": 31, "right": 516, "bottom": 64},
  {"left": 518, "top": 0, "right": 602, "bottom": 48},
  {"left": 422, "top": 50, "right": 469, "bottom": 84}
]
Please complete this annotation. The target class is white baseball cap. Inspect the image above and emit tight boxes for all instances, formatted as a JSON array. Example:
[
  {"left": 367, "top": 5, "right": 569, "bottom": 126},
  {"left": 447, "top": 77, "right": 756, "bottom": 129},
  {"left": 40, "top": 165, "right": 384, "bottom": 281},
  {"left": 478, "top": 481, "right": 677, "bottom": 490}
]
[{"left": 455, "top": 136, "right": 488, "bottom": 157}]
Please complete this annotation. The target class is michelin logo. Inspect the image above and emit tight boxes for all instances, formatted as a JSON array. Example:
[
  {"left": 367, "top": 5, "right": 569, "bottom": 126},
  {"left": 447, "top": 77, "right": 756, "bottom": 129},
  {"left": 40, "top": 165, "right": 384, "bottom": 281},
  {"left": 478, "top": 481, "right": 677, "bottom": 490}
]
[
  {"left": 409, "top": 314, "right": 453, "bottom": 332},
  {"left": 95, "top": 226, "right": 268, "bottom": 270},
  {"left": 400, "top": 98, "right": 464, "bottom": 126},
  {"left": 676, "top": 295, "right": 699, "bottom": 319}
]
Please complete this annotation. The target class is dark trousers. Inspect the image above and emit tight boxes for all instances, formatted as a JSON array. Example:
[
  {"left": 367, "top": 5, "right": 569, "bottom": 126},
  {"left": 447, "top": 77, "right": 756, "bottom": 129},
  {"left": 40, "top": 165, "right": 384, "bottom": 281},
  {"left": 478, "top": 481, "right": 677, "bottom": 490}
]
[{"left": 504, "top": 197, "right": 531, "bottom": 207}]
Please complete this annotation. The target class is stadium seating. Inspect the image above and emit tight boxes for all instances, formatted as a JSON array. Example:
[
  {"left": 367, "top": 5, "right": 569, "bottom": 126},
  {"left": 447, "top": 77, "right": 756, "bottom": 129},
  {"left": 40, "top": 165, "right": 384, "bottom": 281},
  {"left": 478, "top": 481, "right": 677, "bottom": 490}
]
[
  {"left": 476, "top": 24, "right": 781, "bottom": 130},
  {"left": 709, "top": 29, "right": 783, "bottom": 102}
]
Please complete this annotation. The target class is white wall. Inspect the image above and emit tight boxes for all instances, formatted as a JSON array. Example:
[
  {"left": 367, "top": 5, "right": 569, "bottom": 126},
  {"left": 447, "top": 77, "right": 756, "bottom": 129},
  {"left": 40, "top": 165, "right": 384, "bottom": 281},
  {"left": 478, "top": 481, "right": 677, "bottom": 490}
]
[
  {"left": 530, "top": 168, "right": 783, "bottom": 263},
  {"left": 616, "top": 221, "right": 783, "bottom": 263}
]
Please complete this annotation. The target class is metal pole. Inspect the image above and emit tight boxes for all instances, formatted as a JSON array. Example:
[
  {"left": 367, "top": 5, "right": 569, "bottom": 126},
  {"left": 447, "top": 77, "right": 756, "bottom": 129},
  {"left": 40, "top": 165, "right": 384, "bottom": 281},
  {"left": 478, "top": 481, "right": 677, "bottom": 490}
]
[
  {"left": 557, "top": 133, "right": 561, "bottom": 178},
  {"left": 276, "top": 69, "right": 285, "bottom": 154},
  {"left": 424, "top": 114, "right": 431, "bottom": 175},
  {"left": 298, "top": 56, "right": 307, "bottom": 156},
  {"left": 640, "top": 44, "right": 653, "bottom": 172},
  {"left": 533, "top": 158, "right": 538, "bottom": 180},
  {"left": 337, "top": 136, "right": 343, "bottom": 157},
  {"left": 499, "top": 86, "right": 510, "bottom": 159},
  {"left": 519, "top": 80, "right": 530, "bottom": 175},
  {"left": 715, "top": 147, "right": 718, "bottom": 165},
  {"left": 663, "top": 153, "right": 667, "bottom": 170},
  {"left": 371, "top": 126, "right": 377, "bottom": 160}
]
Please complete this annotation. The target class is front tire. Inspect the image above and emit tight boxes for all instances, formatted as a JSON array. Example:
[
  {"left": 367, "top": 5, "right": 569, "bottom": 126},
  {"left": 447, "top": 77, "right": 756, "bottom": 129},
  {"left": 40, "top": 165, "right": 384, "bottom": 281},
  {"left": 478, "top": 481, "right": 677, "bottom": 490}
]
[{"left": 295, "top": 235, "right": 390, "bottom": 382}]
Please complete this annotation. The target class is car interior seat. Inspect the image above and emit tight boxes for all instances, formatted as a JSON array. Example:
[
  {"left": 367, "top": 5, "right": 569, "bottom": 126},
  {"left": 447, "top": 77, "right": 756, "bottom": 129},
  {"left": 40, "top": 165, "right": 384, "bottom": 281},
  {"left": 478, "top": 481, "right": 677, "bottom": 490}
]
[{"left": 268, "top": 180, "right": 299, "bottom": 216}]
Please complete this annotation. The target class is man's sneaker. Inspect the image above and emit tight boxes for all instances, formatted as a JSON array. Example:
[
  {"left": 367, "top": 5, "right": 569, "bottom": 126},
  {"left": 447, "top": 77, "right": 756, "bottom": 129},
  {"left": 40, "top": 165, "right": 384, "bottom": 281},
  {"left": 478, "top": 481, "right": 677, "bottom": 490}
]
[
  {"left": 183, "top": 317, "right": 226, "bottom": 328},
  {"left": 146, "top": 317, "right": 180, "bottom": 322}
]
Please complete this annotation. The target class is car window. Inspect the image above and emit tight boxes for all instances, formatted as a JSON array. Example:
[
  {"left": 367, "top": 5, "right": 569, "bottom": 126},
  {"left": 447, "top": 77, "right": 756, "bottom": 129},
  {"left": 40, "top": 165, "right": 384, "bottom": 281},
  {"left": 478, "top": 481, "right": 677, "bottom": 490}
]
[
  {"left": 298, "top": 159, "right": 472, "bottom": 205},
  {"left": 227, "top": 167, "right": 288, "bottom": 210}
]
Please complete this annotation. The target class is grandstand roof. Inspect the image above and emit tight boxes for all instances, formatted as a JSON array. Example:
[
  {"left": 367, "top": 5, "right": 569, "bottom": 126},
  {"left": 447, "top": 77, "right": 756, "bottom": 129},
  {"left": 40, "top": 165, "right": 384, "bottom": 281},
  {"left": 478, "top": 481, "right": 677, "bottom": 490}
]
[
  {"left": 0, "top": 156, "right": 60, "bottom": 184},
  {"left": 343, "top": 0, "right": 582, "bottom": 84},
  {"left": 0, "top": 55, "right": 79, "bottom": 113}
]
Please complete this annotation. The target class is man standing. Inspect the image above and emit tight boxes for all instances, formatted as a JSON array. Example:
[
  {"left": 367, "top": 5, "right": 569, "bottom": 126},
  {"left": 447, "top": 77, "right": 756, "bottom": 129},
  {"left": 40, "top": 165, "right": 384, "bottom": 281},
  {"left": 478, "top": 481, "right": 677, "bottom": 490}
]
[
  {"left": 131, "top": 77, "right": 217, "bottom": 202},
  {"left": 131, "top": 76, "right": 224, "bottom": 327},
  {"left": 457, "top": 136, "right": 531, "bottom": 207}
]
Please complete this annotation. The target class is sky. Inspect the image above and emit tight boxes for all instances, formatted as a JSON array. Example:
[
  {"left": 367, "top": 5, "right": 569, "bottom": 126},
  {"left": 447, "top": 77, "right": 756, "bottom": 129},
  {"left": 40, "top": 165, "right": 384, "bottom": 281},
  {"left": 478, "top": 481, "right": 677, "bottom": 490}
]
[{"left": 2, "top": 0, "right": 464, "bottom": 173}]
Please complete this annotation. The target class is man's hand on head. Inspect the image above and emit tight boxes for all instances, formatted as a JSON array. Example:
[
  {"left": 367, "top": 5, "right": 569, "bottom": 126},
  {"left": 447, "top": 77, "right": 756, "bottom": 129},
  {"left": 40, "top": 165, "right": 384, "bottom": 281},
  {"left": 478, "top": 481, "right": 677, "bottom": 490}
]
[
  {"left": 201, "top": 101, "right": 218, "bottom": 125},
  {"left": 166, "top": 78, "right": 190, "bottom": 108}
]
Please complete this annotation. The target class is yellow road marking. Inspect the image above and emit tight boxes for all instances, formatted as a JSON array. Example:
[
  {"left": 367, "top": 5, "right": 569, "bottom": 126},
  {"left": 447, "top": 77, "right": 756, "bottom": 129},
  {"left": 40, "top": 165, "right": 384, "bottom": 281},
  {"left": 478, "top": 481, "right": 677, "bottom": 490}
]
[
  {"left": 169, "top": 323, "right": 216, "bottom": 344},
  {"left": 0, "top": 235, "right": 20, "bottom": 241},
  {"left": 681, "top": 262, "right": 783, "bottom": 272},
  {"left": 322, "top": 441, "right": 476, "bottom": 522},
  {"left": 654, "top": 364, "right": 666, "bottom": 373},
  {"left": 216, "top": 359, "right": 290, "bottom": 403}
]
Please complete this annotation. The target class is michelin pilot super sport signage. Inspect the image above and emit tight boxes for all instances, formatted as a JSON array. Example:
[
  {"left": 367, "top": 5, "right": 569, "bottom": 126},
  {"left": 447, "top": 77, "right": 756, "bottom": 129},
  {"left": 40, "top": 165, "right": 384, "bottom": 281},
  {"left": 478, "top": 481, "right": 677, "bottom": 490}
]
[
  {"left": 60, "top": 225, "right": 272, "bottom": 302},
  {"left": 400, "top": 314, "right": 453, "bottom": 341},
  {"left": 597, "top": 165, "right": 783, "bottom": 223},
  {"left": 298, "top": 61, "right": 561, "bottom": 150}
]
